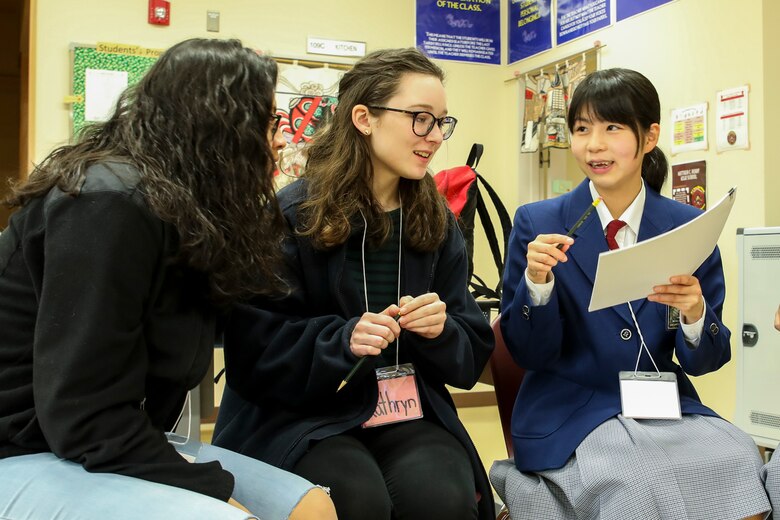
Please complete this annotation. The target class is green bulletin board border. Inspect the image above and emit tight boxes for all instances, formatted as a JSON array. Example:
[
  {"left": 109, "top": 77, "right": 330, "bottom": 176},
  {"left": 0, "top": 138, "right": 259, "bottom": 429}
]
[{"left": 70, "top": 43, "right": 158, "bottom": 139}]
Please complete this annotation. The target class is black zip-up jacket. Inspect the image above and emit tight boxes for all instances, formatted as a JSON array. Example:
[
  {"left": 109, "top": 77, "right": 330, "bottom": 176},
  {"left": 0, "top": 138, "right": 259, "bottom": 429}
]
[
  {"left": 213, "top": 179, "right": 495, "bottom": 519},
  {"left": 0, "top": 162, "right": 233, "bottom": 501}
]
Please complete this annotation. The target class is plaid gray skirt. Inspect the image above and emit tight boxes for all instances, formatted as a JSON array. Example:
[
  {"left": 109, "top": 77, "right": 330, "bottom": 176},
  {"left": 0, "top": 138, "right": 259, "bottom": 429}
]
[
  {"left": 762, "top": 444, "right": 780, "bottom": 515},
  {"left": 490, "top": 415, "right": 771, "bottom": 520}
]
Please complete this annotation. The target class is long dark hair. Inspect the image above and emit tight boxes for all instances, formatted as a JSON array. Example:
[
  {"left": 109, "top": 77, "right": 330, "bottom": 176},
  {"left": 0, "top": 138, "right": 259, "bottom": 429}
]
[
  {"left": 567, "top": 68, "right": 668, "bottom": 192},
  {"left": 7, "top": 38, "right": 286, "bottom": 303},
  {"left": 297, "top": 48, "right": 449, "bottom": 251}
]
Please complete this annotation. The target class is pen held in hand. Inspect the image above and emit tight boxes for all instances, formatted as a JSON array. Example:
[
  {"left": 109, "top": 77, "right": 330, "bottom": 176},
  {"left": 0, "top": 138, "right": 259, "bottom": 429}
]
[
  {"left": 337, "top": 313, "right": 401, "bottom": 392},
  {"left": 556, "top": 197, "right": 602, "bottom": 250}
]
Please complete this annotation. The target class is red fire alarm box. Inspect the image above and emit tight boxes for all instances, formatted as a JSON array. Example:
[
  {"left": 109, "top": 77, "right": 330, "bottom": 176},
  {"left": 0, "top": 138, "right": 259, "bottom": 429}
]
[{"left": 148, "top": 0, "right": 170, "bottom": 26}]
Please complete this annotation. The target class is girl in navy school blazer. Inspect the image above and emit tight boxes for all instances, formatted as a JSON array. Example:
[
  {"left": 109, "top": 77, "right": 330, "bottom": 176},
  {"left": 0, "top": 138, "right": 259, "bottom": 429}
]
[
  {"left": 500, "top": 68, "right": 731, "bottom": 474},
  {"left": 501, "top": 178, "right": 730, "bottom": 472}
]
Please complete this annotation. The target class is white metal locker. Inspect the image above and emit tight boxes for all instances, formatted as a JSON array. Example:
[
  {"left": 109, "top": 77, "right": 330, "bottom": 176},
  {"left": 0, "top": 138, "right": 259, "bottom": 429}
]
[{"left": 735, "top": 227, "right": 780, "bottom": 448}]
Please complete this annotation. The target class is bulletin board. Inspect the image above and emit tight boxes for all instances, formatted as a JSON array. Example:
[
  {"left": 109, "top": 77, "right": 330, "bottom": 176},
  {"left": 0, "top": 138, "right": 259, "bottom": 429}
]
[
  {"left": 68, "top": 43, "right": 352, "bottom": 180},
  {"left": 69, "top": 43, "right": 159, "bottom": 138}
]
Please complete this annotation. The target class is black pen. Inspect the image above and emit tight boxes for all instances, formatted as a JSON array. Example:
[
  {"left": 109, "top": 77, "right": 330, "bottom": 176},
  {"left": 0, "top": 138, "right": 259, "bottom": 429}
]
[
  {"left": 557, "top": 197, "right": 602, "bottom": 250},
  {"left": 337, "top": 313, "right": 401, "bottom": 392}
]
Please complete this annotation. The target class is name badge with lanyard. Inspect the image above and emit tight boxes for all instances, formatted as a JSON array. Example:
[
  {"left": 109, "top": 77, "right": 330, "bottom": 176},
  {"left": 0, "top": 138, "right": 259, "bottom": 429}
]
[
  {"left": 618, "top": 302, "right": 682, "bottom": 420},
  {"left": 363, "top": 362, "right": 423, "bottom": 428},
  {"left": 356, "top": 204, "right": 423, "bottom": 429}
]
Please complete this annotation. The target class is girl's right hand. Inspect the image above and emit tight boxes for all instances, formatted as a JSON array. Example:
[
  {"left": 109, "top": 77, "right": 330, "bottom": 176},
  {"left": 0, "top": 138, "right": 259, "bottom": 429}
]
[
  {"left": 526, "top": 233, "right": 573, "bottom": 285},
  {"left": 350, "top": 305, "right": 401, "bottom": 357}
]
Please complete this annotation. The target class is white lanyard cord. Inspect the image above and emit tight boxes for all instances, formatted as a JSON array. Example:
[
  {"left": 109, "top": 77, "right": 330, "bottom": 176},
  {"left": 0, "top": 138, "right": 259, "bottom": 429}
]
[
  {"left": 167, "top": 390, "right": 192, "bottom": 445},
  {"left": 627, "top": 301, "right": 661, "bottom": 376},
  {"left": 359, "top": 203, "right": 403, "bottom": 368}
]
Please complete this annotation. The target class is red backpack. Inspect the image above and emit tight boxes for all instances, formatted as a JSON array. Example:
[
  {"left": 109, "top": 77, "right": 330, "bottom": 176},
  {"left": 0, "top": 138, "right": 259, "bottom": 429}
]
[{"left": 434, "top": 144, "right": 512, "bottom": 300}]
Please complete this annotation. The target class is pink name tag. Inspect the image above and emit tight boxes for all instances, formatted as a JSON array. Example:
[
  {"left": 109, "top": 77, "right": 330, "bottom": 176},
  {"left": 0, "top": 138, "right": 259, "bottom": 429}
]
[{"left": 362, "top": 363, "right": 423, "bottom": 428}]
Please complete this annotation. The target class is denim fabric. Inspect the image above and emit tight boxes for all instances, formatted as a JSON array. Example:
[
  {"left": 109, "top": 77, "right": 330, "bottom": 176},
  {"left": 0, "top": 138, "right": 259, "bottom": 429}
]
[{"left": 0, "top": 443, "right": 315, "bottom": 520}]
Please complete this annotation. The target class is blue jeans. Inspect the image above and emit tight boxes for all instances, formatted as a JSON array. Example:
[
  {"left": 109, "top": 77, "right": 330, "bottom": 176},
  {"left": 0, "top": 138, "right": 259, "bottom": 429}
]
[{"left": 0, "top": 443, "right": 315, "bottom": 520}]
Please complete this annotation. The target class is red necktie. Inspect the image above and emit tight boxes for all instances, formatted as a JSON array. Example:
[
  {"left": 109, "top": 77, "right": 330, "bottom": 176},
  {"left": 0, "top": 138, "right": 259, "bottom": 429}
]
[{"left": 605, "top": 220, "right": 627, "bottom": 250}]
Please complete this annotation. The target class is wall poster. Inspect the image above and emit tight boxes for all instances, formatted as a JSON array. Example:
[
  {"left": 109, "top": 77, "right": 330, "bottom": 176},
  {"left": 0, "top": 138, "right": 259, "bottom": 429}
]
[
  {"left": 672, "top": 160, "right": 707, "bottom": 210},
  {"left": 273, "top": 63, "right": 345, "bottom": 189},
  {"left": 616, "top": 0, "right": 675, "bottom": 22},
  {"left": 716, "top": 85, "right": 749, "bottom": 152},
  {"left": 670, "top": 103, "right": 707, "bottom": 155},
  {"left": 416, "top": 0, "right": 501, "bottom": 65},
  {"left": 556, "top": 0, "right": 610, "bottom": 46},
  {"left": 508, "top": 0, "right": 552, "bottom": 63}
]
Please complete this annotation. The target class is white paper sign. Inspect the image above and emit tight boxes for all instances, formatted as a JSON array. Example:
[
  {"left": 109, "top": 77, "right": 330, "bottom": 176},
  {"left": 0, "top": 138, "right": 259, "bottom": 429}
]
[
  {"left": 716, "top": 85, "right": 749, "bottom": 152},
  {"left": 85, "top": 68, "right": 128, "bottom": 122},
  {"left": 307, "top": 37, "right": 366, "bottom": 57}
]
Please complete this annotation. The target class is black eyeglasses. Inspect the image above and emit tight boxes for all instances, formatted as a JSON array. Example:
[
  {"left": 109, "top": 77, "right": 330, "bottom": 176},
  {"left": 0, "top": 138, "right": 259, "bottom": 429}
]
[
  {"left": 368, "top": 106, "right": 457, "bottom": 140},
  {"left": 269, "top": 114, "right": 282, "bottom": 135}
]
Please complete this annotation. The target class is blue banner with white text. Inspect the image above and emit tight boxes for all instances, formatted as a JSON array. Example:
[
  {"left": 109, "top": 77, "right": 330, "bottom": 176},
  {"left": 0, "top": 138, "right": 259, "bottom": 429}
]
[
  {"left": 556, "top": 0, "right": 610, "bottom": 46},
  {"left": 416, "top": 0, "right": 501, "bottom": 65},
  {"left": 616, "top": 0, "right": 674, "bottom": 22},
  {"left": 508, "top": 0, "right": 552, "bottom": 63}
]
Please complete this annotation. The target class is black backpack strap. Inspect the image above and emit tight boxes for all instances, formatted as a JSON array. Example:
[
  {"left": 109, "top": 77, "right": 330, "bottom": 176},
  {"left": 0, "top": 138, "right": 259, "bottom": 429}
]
[
  {"left": 466, "top": 143, "right": 484, "bottom": 170},
  {"left": 474, "top": 173, "right": 513, "bottom": 296},
  {"left": 469, "top": 273, "right": 500, "bottom": 300},
  {"left": 476, "top": 173, "right": 512, "bottom": 254}
]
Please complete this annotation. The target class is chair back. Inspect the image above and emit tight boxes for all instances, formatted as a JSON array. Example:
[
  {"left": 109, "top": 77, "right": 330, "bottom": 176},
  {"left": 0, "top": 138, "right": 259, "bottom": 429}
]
[{"left": 489, "top": 315, "right": 526, "bottom": 458}]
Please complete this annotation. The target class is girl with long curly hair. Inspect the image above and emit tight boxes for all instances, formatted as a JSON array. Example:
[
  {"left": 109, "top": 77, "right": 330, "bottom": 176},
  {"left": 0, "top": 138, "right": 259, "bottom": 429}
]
[{"left": 0, "top": 38, "right": 335, "bottom": 520}]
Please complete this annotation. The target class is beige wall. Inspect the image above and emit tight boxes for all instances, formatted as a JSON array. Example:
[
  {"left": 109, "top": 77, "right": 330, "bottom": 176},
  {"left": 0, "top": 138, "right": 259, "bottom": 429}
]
[
  {"left": 30, "top": 0, "right": 501, "bottom": 183},
  {"left": 31, "top": 0, "right": 773, "bottom": 419},
  {"left": 764, "top": 0, "right": 780, "bottom": 227}
]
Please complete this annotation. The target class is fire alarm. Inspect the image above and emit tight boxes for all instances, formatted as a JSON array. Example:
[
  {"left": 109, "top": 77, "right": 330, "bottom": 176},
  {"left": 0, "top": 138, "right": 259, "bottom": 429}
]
[{"left": 148, "top": 0, "right": 170, "bottom": 26}]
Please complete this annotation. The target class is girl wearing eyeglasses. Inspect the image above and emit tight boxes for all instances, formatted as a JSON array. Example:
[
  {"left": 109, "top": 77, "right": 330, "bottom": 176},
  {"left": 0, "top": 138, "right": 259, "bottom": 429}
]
[{"left": 213, "top": 48, "right": 495, "bottom": 520}]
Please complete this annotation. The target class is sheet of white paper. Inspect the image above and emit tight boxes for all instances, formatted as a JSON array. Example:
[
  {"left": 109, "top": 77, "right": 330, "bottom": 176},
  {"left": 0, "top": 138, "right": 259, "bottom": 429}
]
[
  {"left": 85, "top": 69, "right": 128, "bottom": 122},
  {"left": 588, "top": 187, "right": 736, "bottom": 312}
]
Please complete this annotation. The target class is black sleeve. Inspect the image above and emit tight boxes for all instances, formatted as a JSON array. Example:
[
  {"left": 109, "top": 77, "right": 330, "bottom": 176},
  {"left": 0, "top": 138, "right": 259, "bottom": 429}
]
[
  {"left": 403, "top": 223, "right": 495, "bottom": 389},
  {"left": 223, "top": 232, "right": 361, "bottom": 410},
  {"left": 34, "top": 191, "right": 233, "bottom": 501}
]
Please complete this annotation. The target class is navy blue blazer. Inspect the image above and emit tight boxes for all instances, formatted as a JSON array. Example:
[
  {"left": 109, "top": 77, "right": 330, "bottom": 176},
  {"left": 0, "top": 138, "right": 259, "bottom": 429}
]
[{"left": 501, "top": 179, "right": 731, "bottom": 472}]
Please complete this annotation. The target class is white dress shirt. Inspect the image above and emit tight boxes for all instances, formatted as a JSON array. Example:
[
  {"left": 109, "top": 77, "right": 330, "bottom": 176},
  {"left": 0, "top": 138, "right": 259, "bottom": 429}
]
[{"left": 525, "top": 181, "right": 705, "bottom": 346}]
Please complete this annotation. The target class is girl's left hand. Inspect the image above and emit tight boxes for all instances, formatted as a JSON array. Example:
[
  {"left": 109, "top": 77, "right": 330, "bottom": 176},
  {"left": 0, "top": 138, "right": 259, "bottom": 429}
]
[
  {"left": 398, "top": 293, "right": 447, "bottom": 339},
  {"left": 647, "top": 275, "right": 704, "bottom": 324}
]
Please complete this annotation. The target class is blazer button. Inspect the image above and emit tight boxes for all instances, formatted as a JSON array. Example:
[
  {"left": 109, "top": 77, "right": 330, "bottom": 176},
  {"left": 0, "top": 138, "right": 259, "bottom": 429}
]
[
  {"left": 620, "top": 328, "right": 632, "bottom": 340},
  {"left": 521, "top": 305, "right": 530, "bottom": 320},
  {"left": 709, "top": 323, "right": 719, "bottom": 335}
]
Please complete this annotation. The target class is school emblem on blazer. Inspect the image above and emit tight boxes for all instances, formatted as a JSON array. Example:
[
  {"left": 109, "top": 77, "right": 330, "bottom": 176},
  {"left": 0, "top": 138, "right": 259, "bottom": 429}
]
[{"left": 667, "top": 305, "right": 681, "bottom": 330}]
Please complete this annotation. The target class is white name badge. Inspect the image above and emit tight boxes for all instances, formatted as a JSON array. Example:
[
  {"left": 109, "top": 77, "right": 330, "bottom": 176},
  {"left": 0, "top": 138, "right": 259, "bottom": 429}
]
[{"left": 619, "top": 371, "right": 682, "bottom": 420}]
